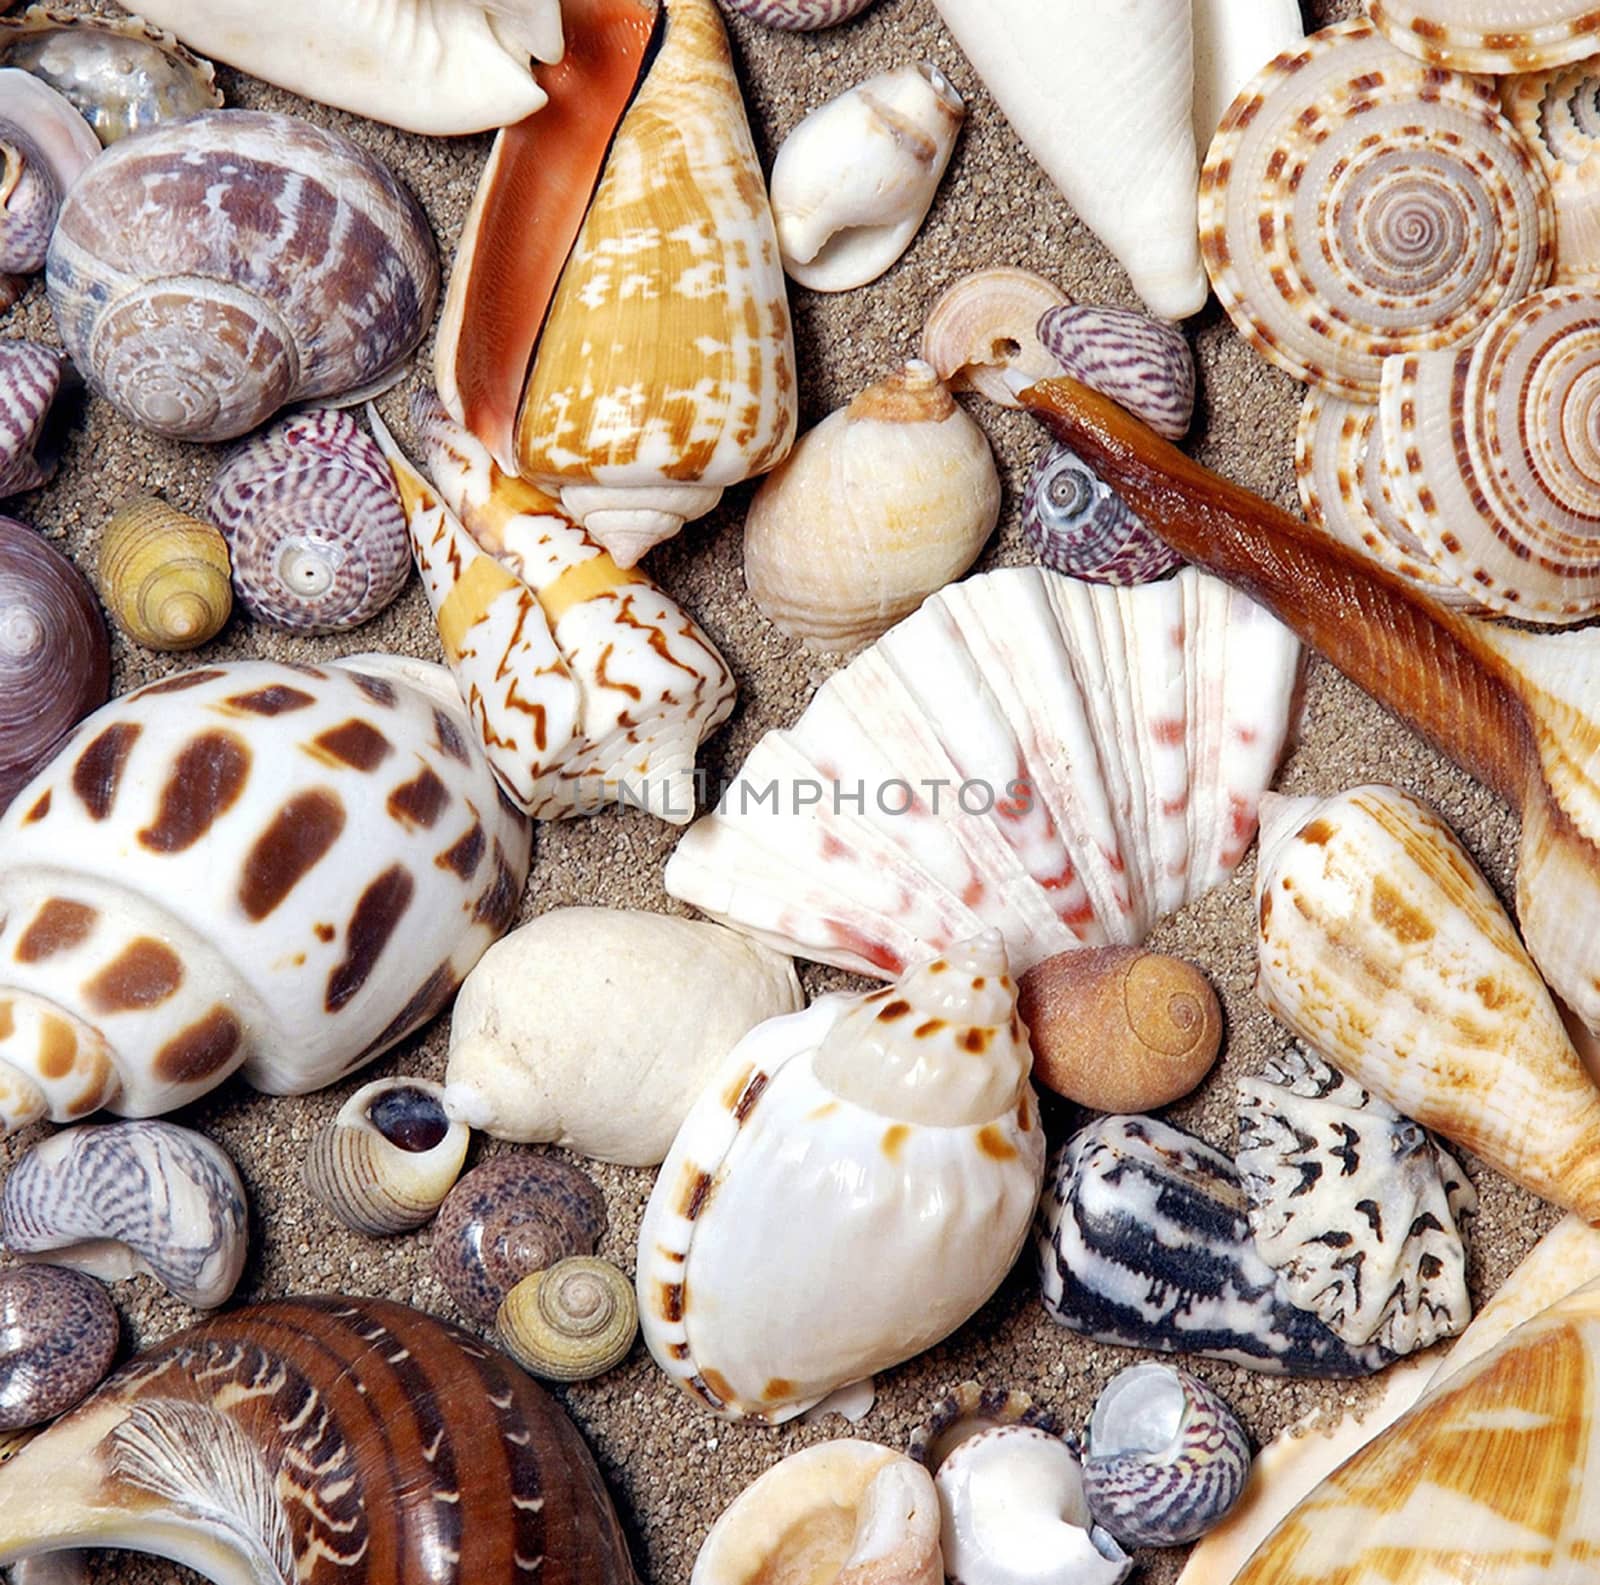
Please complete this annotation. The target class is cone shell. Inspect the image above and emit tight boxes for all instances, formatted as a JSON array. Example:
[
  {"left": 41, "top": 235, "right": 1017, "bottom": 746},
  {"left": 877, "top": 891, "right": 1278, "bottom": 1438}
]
[
  {"left": 97, "top": 497, "right": 231, "bottom": 652},
  {"left": 1505, "top": 60, "right": 1600, "bottom": 286},
  {"left": 495, "top": 1257, "right": 638, "bottom": 1382},
  {"left": 920, "top": 267, "right": 1069, "bottom": 408},
  {"left": 1199, "top": 20, "right": 1554, "bottom": 398},
  {"left": 1369, "top": 0, "right": 1600, "bottom": 73}
]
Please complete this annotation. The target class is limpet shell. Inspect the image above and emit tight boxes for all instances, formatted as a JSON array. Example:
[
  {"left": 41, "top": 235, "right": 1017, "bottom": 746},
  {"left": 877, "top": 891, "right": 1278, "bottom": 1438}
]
[
  {"left": 0, "top": 1265, "right": 117, "bottom": 1430},
  {"left": 921, "top": 267, "right": 1069, "bottom": 407},
  {"left": 495, "top": 1256, "right": 638, "bottom": 1382}
]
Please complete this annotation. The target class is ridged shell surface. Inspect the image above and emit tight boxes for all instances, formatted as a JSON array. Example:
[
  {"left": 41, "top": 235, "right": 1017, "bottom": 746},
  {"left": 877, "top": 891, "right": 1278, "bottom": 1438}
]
[
  {"left": 1036, "top": 305, "right": 1195, "bottom": 440},
  {"left": 1505, "top": 60, "right": 1600, "bottom": 285},
  {"left": 0, "top": 340, "right": 68, "bottom": 498},
  {"left": 718, "top": 0, "right": 877, "bottom": 27},
  {"left": 1020, "top": 440, "right": 1179, "bottom": 585},
  {"left": 1369, "top": 0, "right": 1600, "bottom": 72},
  {"left": 97, "top": 497, "right": 232, "bottom": 652}
]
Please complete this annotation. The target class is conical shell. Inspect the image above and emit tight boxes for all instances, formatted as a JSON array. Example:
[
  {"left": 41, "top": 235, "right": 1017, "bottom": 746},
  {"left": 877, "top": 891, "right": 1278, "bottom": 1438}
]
[
  {"left": 1369, "top": 0, "right": 1600, "bottom": 73},
  {"left": 495, "top": 1257, "right": 638, "bottom": 1381},
  {"left": 1504, "top": 60, "right": 1600, "bottom": 286},
  {"left": 1254, "top": 784, "right": 1600, "bottom": 1220},
  {"left": 97, "top": 497, "right": 231, "bottom": 652},
  {"left": 1190, "top": 0, "right": 1303, "bottom": 153}
]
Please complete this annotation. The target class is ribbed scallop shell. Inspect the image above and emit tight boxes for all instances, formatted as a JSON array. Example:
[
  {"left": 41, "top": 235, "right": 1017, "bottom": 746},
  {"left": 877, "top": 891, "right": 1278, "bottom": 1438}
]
[
  {"left": 97, "top": 497, "right": 231, "bottom": 651},
  {"left": 1036, "top": 305, "right": 1195, "bottom": 440},
  {"left": 208, "top": 409, "right": 409, "bottom": 634},
  {"left": 719, "top": 0, "right": 878, "bottom": 28},
  {"left": 1020, "top": 440, "right": 1180, "bottom": 585},
  {"left": 0, "top": 339, "right": 68, "bottom": 498},
  {"left": 496, "top": 1257, "right": 638, "bottom": 1382},
  {"left": 0, "top": 68, "right": 100, "bottom": 276},
  {"left": 1505, "top": 60, "right": 1600, "bottom": 285},
  {"left": 1369, "top": 0, "right": 1600, "bottom": 73},
  {"left": 1199, "top": 20, "right": 1554, "bottom": 398}
]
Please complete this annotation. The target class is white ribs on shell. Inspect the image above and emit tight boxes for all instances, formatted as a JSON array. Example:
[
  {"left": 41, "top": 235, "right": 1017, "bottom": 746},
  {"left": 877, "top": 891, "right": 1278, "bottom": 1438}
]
[{"left": 665, "top": 566, "right": 1302, "bottom": 978}]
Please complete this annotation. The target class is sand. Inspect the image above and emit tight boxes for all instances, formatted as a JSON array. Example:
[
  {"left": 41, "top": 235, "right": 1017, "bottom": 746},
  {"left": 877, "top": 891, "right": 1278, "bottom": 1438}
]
[{"left": 0, "top": 0, "right": 1563, "bottom": 1580}]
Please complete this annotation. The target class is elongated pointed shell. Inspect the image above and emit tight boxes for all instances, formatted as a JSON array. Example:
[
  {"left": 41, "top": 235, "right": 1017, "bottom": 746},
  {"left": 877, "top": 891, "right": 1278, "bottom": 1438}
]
[
  {"left": 97, "top": 497, "right": 231, "bottom": 652},
  {"left": 1369, "top": 0, "right": 1600, "bottom": 72},
  {"left": 1504, "top": 61, "right": 1600, "bottom": 286},
  {"left": 1191, "top": 0, "right": 1303, "bottom": 153}
]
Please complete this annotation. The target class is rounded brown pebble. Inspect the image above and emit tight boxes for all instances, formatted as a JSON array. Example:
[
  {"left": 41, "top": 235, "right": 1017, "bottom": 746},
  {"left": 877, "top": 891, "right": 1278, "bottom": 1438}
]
[
  {"left": 0, "top": 1264, "right": 118, "bottom": 1429},
  {"left": 1019, "top": 946, "right": 1223, "bottom": 1111}
]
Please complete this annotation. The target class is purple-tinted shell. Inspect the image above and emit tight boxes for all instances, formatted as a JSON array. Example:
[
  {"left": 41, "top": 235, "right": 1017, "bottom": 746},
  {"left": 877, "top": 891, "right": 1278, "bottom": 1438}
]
[
  {"left": 0, "top": 1265, "right": 117, "bottom": 1429},
  {"left": 0, "top": 340, "right": 69, "bottom": 497},
  {"left": 1021, "top": 440, "right": 1181, "bottom": 585},
  {"left": 1037, "top": 305, "right": 1196, "bottom": 440},
  {"left": 718, "top": 0, "right": 877, "bottom": 27}
]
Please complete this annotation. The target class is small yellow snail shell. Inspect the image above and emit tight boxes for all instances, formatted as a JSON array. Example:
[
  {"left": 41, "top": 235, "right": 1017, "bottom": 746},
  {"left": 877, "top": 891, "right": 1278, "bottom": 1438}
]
[
  {"left": 1018, "top": 946, "right": 1223, "bottom": 1111},
  {"left": 495, "top": 1256, "right": 637, "bottom": 1382},
  {"left": 97, "top": 496, "right": 231, "bottom": 651}
]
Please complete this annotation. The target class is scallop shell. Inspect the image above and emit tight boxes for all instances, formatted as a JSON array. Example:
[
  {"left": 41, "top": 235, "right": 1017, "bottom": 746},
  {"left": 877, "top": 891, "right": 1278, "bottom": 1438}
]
[
  {"left": 1035, "top": 305, "right": 1195, "bottom": 441},
  {"left": 0, "top": 68, "right": 99, "bottom": 276},
  {"left": 0, "top": 339, "right": 68, "bottom": 498},
  {"left": 495, "top": 1257, "right": 638, "bottom": 1382},
  {"left": 1199, "top": 20, "right": 1554, "bottom": 398},
  {"left": 665, "top": 565, "right": 1301, "bottom": 978},
  {"left": 920, "top": 268, "right": 1070, "bottom": 408},
  {"left": 1237, "top": 1046, "right": 1476, "bottom": 1356},
  {"left": 46, "top": 109, "right": 438, "bottom": 444},
  {"left": 0, "top": 1266, "right": 117, "bottom": 1431},
  {"left": 97, "top": 497, "right": 231, "bottom": 652},
  {"left": 771, "top": 64, "right": 963, "bottom": 293},
  {"left": 718, "top": 0, "right": 878, "bottom": 28},
  {"left": 304, "top": 1076, "right": 469, "bottom": 1236},
  {"left": 636, "top": 933, "right": 1045, "bottom": 1423},
  {"left": 1036, "top": 1113, "right": 1393, "bottom": 1377},
  {"left": 207, "top": 409, "right": 410, "bottom": 634},
  {"left": 1020, "top": 440, "right": 1180, "bottom": 585},
  {"left": 1369, "top": 0, "right": 1600, "bottom": 73},
  {"left": 1504, "top": 60, "right": 1600, "bottom": 286}
]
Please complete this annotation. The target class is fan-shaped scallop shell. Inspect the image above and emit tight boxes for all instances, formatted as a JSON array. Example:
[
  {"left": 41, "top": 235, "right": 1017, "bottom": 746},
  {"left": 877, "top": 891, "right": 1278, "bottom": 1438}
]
[
  {"left": 1504, "top": 60, "right": 1600, "bottom": 286},
  {"left": 0, "top": 340, "right": 68, "bottom": 499},
  {"left": 1369, "top": 0, "right": 1600, "bottom": 73},
  {"left": 1021, "top": 440, "right": 1180, "bottom": 585},
  {"left": 207, "top": 409, "right": 409, "bottom": 634},
  {"left": 1199, "top": 20, "right": 1554, "bottom": 398}
]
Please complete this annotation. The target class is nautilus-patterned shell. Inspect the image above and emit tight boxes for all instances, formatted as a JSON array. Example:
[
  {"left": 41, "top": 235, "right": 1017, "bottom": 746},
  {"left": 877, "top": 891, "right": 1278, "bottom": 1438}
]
[
  {"left": 1199, "top": 20, "right": 1554, "bottom": 398},
  {"left": 665, "top": 564, "right": 1300, "bottom": 978},
  {"left": 1504, "top": 60, "right": 1600, "bottom": 285},
  {"left": 0, "top": 655, "right": 530, "bottom": 1136},
  {"left": 637, "top": 933, "right": 1045, "bottom": 1422},
  {"left": 47, "top": 110, "right": 438, "bottom": 444},
  {"left": 376, "top": 395, "right": 737, "bottom": 824},
  {"left": 0, "top": 68, "right": 99, "bottom": 277},
  {"left": 0, "top": 1296, "right": 641, "bottom": 1583},
  {"left": 1369, "top": 0, "right": 1600, "bottom": 73}
]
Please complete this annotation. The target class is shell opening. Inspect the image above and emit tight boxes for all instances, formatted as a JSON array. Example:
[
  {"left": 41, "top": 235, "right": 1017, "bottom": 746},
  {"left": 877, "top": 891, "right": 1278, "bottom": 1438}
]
[
  {"left": 365, "top": 1085, "right": 449, "bottom": 1153},
  {"left": 1087, "top": 1362, "right": 1186, "bottom": 1461},
  {"left": 276, "top": 542, "right": 337, "bottom": 598}
]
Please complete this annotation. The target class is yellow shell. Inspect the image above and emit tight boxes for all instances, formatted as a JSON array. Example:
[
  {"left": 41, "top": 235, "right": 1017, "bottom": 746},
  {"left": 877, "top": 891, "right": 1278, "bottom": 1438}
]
[
  {"left": 495, "top": 1256, "right": 637, "bottom": 1382},
  {"left": 97, "top": 496, "right": 231, "bottom": 651}
]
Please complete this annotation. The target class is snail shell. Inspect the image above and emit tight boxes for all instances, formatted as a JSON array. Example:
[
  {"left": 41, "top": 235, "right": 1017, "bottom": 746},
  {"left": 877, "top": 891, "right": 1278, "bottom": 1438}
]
[
  {"left": 1369, "top": 0, "right": 1600, "bottom": 73},
  {"left": 208, "top": 408, "right": 410, "bottom": 633},
  {"left": 304, "top": 1076, "right": 469, "bottom": 1236},
  {"left": 432, "top": 1155, "right": 608, "bottom": 1324},
  {"left": 0, "top": 515, "right": 108, "bottom": 814},
  {"left": 47, "top": 109, "right": 438, "bottom": 443},
  {"left": 495, "top": 1257, "right": 638, "bottom": 1382},
  {"left": 1020, "top": 440, "right": 1180, "bottom": 585},
  {"left": 0, "top": 1266, "right": 117, "bottom": 1430},
  {"left": 1036, "top": 305, "right": 1195, "bottom": 441},
  {"left": 0, "top": 338, "right": 70, "bottom": 499},
  {"left": 909, "top": 1381, "right": 1065, "bottom": 1472},
  {"left": 718, "top": 0, "right": 878, "bottom": 27},
  {"left": 1504, "top": 60, "right": 1600, "bottom": 287},
  {"left": 97, "top": 496, "right": 231, "bottom": 651},
  {"left": 0, "top": 68, "right": 99, "bottom": 276},
  {"left": 921, "top": 267, "right": 1070, "bottom": 407}
]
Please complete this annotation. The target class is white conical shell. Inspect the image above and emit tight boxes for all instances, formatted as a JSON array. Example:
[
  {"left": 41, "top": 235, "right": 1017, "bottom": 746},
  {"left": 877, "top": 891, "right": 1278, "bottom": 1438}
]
[{"left": 1190, "top": 0, "right": 1302, "bottom": 154}]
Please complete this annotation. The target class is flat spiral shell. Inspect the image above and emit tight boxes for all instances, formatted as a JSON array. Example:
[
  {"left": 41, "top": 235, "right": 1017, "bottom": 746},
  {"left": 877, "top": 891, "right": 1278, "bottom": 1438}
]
[
  {"left": 0, "top": 339, "right": 69, "bottom": 498},
  {"left": 1021, "top": 439, "right": 1179, "bottom": 584},
  {"left": 921, "top": 267, "right": 1070, "bottom": 407},
  {"left": 208, "top": 408, "right": 410, "bottom": 633},
  {"left": 496, "top": 1257, "right": 638, "bottom": 1381},
  {"left": 97, "top": 496, "right": 231, "bottom": 651},
  {"left": 1199, "top": 20, "right": 1554, "bottom": 398},
  {"left": 1036, "top": 305, "right": 1195, "bottom": 440},
  {"left": 1505, "top": 60, "right": 1600, "bottom": 286},
  {"left": 0, "top": 1265, "right": 117, "bottom": 1430},
  {"left": 1370, "top": 0, "right": 1600, "bottom": 73},
  {"left": 718, "top": 0, "right": 877, "bottom": 27}
]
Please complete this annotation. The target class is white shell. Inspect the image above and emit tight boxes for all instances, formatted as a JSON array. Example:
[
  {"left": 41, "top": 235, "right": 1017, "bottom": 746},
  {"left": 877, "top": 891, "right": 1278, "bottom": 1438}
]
[
  {"left": 1504, "top": 61, "right": 1600, "bottom": 287},
  {"left": 1191, "top": 0, "right": 1302, "bottom": 154},
  {"left": 771, "top": 63, "right": 963, "bottom": 293},
  {"left": 636, "top": 932, "right": 1045, "bottom": 1422}
]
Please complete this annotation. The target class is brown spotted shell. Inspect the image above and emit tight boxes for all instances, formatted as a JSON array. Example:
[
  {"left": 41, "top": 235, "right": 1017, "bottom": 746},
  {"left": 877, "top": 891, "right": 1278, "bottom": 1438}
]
[{"left": 1369, "top": 0, "right": 1600, "bottom": 73}]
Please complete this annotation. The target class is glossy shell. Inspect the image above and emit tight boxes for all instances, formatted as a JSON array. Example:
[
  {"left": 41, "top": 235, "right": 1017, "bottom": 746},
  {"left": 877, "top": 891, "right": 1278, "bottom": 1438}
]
[
  {"left": 921, "top": 267, "right": 1070, "bottom": 407},
  {"left": 0, "top": 69, "right": 99, "bottom": 276},
  {"left": 909, "top": 1381, "right": 1064, "bottom": 1471},
  {"left": 1020, "top": 440, "right": 1180, "bottom": 585},
  {"left": 0, "top": 339, "right": 69, "bottom": 498},
  {"left": 495, "top": 1257, "right": 638, "bottom": 1382},
  {"left": 1036, "top": 305, "right": 1195, "bottom": 441},
  {"left": 97, "top": 497, "right": 231, "bottom": 652},
  {"left": 0, "top": 1266, "right": 117, "bottom": 1431}
]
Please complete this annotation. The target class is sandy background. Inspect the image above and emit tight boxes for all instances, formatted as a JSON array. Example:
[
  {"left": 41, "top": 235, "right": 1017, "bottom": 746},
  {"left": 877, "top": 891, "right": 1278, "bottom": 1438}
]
[{"left": 0, "top": 0, "right": 1562, "bottom": 1580}]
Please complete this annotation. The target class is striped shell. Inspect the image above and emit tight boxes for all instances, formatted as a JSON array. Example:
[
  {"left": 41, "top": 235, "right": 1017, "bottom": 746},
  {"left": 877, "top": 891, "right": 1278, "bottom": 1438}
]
[
  {"left": 1504, "top": 60, "right": 1600, "bottom": 286},
  {"left": 1, "top": 1120, "right": 247, "bottom": 1309},
  {"left": 0, "top": 1266, "right": 117, "bottom": 1430},
  {"left": 1199, "top": 20, "right": 1554, "bottom": 398},
  {"left": 0, "top": 340, "right": 69, "bottom": 498},
  {"left": 0, "top": 68, "right": 99, "bottom": 276},
  {"left": 718, "top": 0, "right": 877, "bottom": 27},
  {"left": 495, "top": 1257, "right": 638, "bottom": 1382},
  {"left": 208, "top": 409, "right": 410, "bottom": 634},
  {"left": 1021, "top": 440, "right": 1180, "bottom": 584},
  {"left": 46, "top": 110, "right": 438, "bottom": 444},
  {"left": 1369, "top": 0, "right": 1600, "bottom": 73},
  {"left": 97, "top": 497, "right": 232, "bottom": 651},
  {"left": 921, "top": 267, "right": 1070, "bottom": 407},
  {"left": 1036, "top": 305, "right": 1195, "bottom": 440}
]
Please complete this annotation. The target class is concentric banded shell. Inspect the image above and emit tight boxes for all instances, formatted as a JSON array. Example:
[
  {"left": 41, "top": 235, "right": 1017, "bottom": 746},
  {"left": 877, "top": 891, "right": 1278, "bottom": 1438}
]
[
  {"left": 0, "top": 68, "right": 100, "bottom": 276},
  {"left": 1199, "top": 20, "right": 1554, "bottom": 398},
  {"left": 1020, "top": 440, "right": 1180, "bottom": 585},
  {"left": 495, "top": 1257, "right": 638, "bottom": 1382},
  {"left": 921, "top": 267, "right": 1070, "bottom": 407},
  {"left": 97, "top": 497, "right": 231, "bottom": 652},
  {"left": 0, "top": 339, "right": 69, "bottom": 498},
  {"left": 208, "top": 409, "right": 410, "bottom": 634},
  {"left": 718, "top": 0, "right": 878, "bottom": 27},
  {"left": 1036, "top": 305, "right": 1195, "bottom": 441},
  {"left": 1369, "top": 0, "right": 1600, "bottom": 73},
  {"left": 0, "top": 1265, "right": 117, "bottom": 1431},
  {"left": 1505, "top": 61, "right": 1600, "bottom": 286}
]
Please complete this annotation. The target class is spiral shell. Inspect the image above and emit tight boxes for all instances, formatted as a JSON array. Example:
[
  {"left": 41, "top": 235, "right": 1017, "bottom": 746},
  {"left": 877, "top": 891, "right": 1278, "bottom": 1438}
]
[
  {"left": 0, "top": 339, "right": 69, "bottom": 498},
  {"left": 0, "top": 516, "right": 107, "bottom": 813},
  {"left": 1505, "top": 61, "right": 1600, "bottom": 287},
  {"left": 0, "top": 68, "right": 99, "bottom": 276},
  {"left": 496, "top": 1257, "right": 638, "bottom": 1382},
  {"left": 718, "top": 0, "right": 877, "bottom": 27},
  {"left": 1036, "top": 305, "right": 1195, "bottom": 440},
  {"left": 208, "top": 408, "right": 410, "bottom": 633},
  {"left": 921, "top": 267, "right": 1070, "bottom": 407},
  {"left": 47, "top": 109, "right": 438, "bottom": 444},
  {"left": 304, "top": 1076, "right": 469, "bottom": 1236},
  {"left": 909, "top": 1381, "right": 1065, "bottom": 1472},
  {"left": 97, "top": 497, "right": 231, "bottom": 651},
  {"left": 1020, "top": 440, "right": 1180, "bottom": 585},
  {"left": 1369, "top": 0, "right": 1600, "bottom": 73},
  {"left": 433, "top": 1155, "right": 608, "bottom": 1324},
  {"left": 1199, "top": 20, "right": 1554, "bottom": 398},
  {"left": 0, "top": 1266, "right": 117, "bottom": 1430}
]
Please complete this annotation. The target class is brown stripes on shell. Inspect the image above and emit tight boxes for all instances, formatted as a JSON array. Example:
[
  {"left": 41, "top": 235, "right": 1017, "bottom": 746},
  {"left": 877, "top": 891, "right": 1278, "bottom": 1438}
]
[
  {"left": 84, "top": 936, "right": 184, "bottom": 1012},
  {"left": 73, "top": 722, "right": 141, "bottom": 819},
  {"left": 353, "top": 961, "right": 457, "bottom": 1069},
  {"left": 346, "top": 671, "right": 399, "bottom": 708},
  {"left": 733, "top": 1071, "right": 768, "bottom": 1123},
  {"left": 308, "top": 719, "right": 393, "bottom": 772},
  {"left": 435, "top": 821, "right": 485, "bottom": 881},
  {"left": 681, "top": 1169, "right": 715, "bottom": 1221},
  {"left": 138, "top": 731, "right": 251, "bottom": 852},
  {"left": 239, "top": 789, "right": 347, "bottom": 920},
  {"left": 388, "top": 765, "right": 450, "bottom": 830},
  {"left": 15, "top": 898, "right": 97, "bottom": 962},
  {"left": 223, "top": 685, "right": 317, "bottom": 716},
  {"left": 471, "top": 839, "right": 521, "bottom": 933},
  {"left": 153, "top": 1004, "right": 242, "bottom": 1084},
  {"left": 326, "top": 865, "right": 415, "bottom": 1013},
  {"left": 133, "top": 669, "right": 225, "bottom": 698}
]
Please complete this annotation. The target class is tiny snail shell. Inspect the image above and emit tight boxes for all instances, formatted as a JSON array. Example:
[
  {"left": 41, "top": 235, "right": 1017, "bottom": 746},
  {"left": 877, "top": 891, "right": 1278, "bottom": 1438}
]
[
  {"left": 1083, "top": 1362, "right": 1252, "bottom": 1548},
  {"left": 496, "top": 1256, "right": 638, "bottom": 1382},
  {"left": 921, "top": 267, "right": 1070, "bottom": 407},
  {"left": 0, "top": 69, "right": 98, "bottom": 276},
  {"left": 0, "top": 339, "right": 71, "bottom": 498},
  {"left": 304, "top": 1076, "right": 469, "bottom": 1236},
  {"left": 0, "top": 515, "right": 108, "bottom": 814},
  {"left": 208, "top": 408, "right": 411, "bottom": 633},
  {"left": 909, "top": 1380, "right": 1065, "bottom": 1472},
  {"left": 718, "top": 0, "right": 878, "bottom": 28},
  {"left": 96, "top": 496, "right": 231, "bottom": 652},
  {"left": 432, "top": 1154, "right": 608, "bottom": 1324},
  {"left": 1020, "top": 440, "right": 1181, "bottom": 586},
  {"left": 1036, "top": 305, "right": 1195, "bottom": 440},
  {"left": 0, "top": 1265, "right": 117, "bottom": 1430}
]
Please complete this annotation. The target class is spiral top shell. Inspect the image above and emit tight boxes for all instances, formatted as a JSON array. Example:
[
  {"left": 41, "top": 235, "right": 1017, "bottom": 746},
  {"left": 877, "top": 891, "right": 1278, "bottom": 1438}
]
[
  {"left": 1199, "top": 20, "right": 1554, "bottom": 398},
  {"left": 1504, "top": 60, "right": 1600, "bottom": 286},
  {"left": 1369, "top": 0, "right": 1600, "bottom": 73}
]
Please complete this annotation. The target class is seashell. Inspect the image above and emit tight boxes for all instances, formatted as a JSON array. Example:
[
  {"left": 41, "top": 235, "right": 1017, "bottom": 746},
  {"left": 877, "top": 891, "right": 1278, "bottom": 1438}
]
[
  {"left": 637, "top": 932, "right": 1046, "bottom": 1423},
  {"left": 693, "top": 1440, "right": 942, "bottom": 1585},
  {"left": 1018, "top": 946, "right": 1222, "bottom": 1112},
  {"left": 1237, "top": 1045, "right": 1476, "bottom": 1355},
  {"left": 495, "top": 1256, "right": 638, "bottom": 1382},
  {"left": 96, "top": 496, "right": 231, "bottom": 652},
  {"left": 208, "top": 408, "right": 410, "bottom": 634},
  {"left": 0, "top": 655, "right": 531, "bottom": 1133},
  {"left": 0, "top": 69, "right": 98, "bottom": 277},
  {"left": 1, "top": 1120, "right": 247, "bottom": 1309},
  {"left": 1036, "top": 1113, "right": 1394, "bottom": 1376},
  {"left": 1019, "top": 440, "right": 1180, "bottom": 585},
  {"left": 46, "top": 109, "right": 438, "bottom": 444},
  {"left": 1504, "top": 59, "right": 1600, "bottom": 286},
  {"left": 920, "top": 267, "right": 1070, "bottom": 408},
  {"left": 0, "top": 1266, "right": 117, "bottom": 1431},
  {"left": 1082, "top": 1363, "right": 1252, "bottom": 1548},
  {"left": 1199, "top": 20, "right": 1554, "bottom": 399},
  {"left": 718, "top": 0, "right": 878, "bottom": 28},
  {"left": 440, "top": 0, "right": 797, "bottom": 567},
  {"left": 303, "top": 1076, "right": 469, "bottom": 1236},
  {"left": 665, "top": 564, "right": 1301, "bottom": 978},
  {"left": 770, "top": 64, "right": 964, "bottom": 293},
  {"left": 934, "top": 1425, "right": 1132, "bottom": 1585},
  {"left": 432, "top": 1155, "right": 608, "bottom": 1325},
  {"left": 0, "top": 515, "right": 107, "bottom": 816},
  {"left": 0, "top": 1295, "right": 641, "bottom": 1582},
  {"left": 1369, "top": 0, "right": 1600, "bottom": 73},
  {"left": 0, "top": 6, "right": 220, "bottom": 145},
  {"left": 929, "top": 0, "right": 1205, "bottom": 319},
  {"left": 97, "top": 0, "right": 562, "bottom": 135},
  {"left": 743, "top": 360, "right": 1001, "bottom": 652},
  {"left": 0, "top": 339, "right": 69, "bottom": 498},
  {"left": 1036, "top": 305, "right": 1195, "bottom": 441},
  {"left": 909, "top": 1382, "right": 1065, "bottom": 1473},
  {"left": 445, "top": 907, "right": 802, "bottom": 1166},
  {"left": 376, "top": 395, "right": 737, "bottom": 824},
  {"left": 1191, "top": 0, "right": 1303, "bottom": 153}
]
